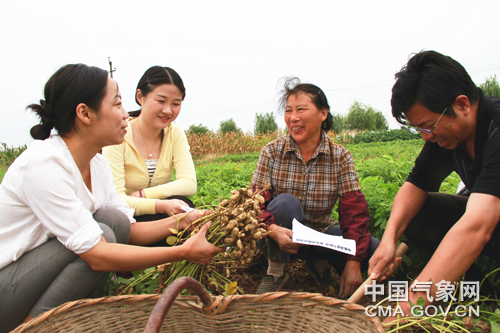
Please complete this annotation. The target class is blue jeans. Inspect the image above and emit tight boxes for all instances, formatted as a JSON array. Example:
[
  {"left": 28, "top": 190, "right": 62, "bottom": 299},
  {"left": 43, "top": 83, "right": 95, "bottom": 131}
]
[
  {"left": 259, "top": 193, "right": 379, "bottom": 275},
  {"left": 0, "top": 208, "right": 131, "bottom": 333}
]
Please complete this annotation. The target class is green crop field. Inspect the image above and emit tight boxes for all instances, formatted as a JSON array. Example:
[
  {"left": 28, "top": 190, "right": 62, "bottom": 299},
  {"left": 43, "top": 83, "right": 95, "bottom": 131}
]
[{"left": 191, "top": 139, "right": 460, "bottom": 240}]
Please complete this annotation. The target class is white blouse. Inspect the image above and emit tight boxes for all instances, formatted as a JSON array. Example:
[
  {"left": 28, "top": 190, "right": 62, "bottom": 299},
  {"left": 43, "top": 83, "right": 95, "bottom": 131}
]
[{"left": 0, "top": 136, "right": 135, "bottom": 270}]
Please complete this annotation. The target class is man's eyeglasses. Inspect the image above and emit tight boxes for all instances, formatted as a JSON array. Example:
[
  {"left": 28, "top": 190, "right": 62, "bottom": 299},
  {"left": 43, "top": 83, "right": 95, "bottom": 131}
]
[{"left": 405, "top": 107, "right": 448, "bottom": 135}]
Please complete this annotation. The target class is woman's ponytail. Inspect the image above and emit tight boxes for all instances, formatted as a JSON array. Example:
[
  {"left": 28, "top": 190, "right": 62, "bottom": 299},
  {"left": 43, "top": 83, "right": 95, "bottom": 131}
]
[
  {"left": 27, "top": 64, "right": 109, "bottom": 140},
  {"left": 28, "top": 100, "right": 55, "bottom": 140}
]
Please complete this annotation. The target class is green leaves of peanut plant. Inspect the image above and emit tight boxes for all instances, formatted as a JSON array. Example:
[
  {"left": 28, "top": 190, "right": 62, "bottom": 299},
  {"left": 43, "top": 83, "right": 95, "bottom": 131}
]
[
  {"left": 166, "top": 236, "right": 178, "bottom": 246},
  {"left": 225, "top": 281, "right": 238, "bottom": 295},
  {"left": 166, "top": 228, "right": 180, "bottom": 245}
]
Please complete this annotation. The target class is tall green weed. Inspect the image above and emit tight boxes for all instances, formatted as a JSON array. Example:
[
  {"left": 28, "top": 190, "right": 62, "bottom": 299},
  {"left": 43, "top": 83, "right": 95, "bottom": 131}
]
[
  {"left": 0, "top": 143, "right": 27, "bottom": 183},
  {"left": 0, "top": 142, "right": 26, "bottom": 167},
  {"left": 0, "top": 168, "right": 5, "bottom": 183}
]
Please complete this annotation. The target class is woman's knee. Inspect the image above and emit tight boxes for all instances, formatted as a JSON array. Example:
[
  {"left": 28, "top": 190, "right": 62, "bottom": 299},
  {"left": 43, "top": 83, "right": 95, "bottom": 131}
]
[
  {"left": 93, "top": 208, "right": 131, "bottom": 244},
  {"left": 0, "top": 239, "right": 79, "bottom": 332},
  {"left": 98, "top": 223, "right": 116, "bottom": 243},
  {"left": 369, "top": 236, "right": 380, "bottom": 257},
  {"left": 267, "top": 193, "right": 303, "bottom": 228}
]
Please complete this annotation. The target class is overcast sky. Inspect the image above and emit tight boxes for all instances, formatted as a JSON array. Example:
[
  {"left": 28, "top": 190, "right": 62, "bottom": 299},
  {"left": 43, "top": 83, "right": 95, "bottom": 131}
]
[{"left": 1, "top": 0, "right": 499, "bottom": 147}]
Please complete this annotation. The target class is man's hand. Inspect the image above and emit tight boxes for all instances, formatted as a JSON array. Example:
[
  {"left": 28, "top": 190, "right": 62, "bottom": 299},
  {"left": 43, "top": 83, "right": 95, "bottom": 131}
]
[
  {"left": 339, "top": 260, "right": 363, "bottom": 299},
  {"left": 268, "top": 224, "right": 301, "bottom": 254},
  {"left": 368, "top": 240, "right": 402, "bottom": 281}
]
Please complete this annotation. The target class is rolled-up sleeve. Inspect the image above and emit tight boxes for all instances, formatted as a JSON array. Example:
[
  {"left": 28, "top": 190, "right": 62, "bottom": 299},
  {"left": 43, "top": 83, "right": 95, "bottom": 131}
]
[
  {"left": 338, "top": 191, "right": 371, "bottom": 261},
  {"left": 18, "top": 153, "right": 102, "bottom": 254}
]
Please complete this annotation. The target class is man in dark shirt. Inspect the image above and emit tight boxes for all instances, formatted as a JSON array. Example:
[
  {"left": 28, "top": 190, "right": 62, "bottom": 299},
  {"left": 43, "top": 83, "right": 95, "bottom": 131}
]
[{"left": 369, "top": 50, "right": 500, "bottom": 318}]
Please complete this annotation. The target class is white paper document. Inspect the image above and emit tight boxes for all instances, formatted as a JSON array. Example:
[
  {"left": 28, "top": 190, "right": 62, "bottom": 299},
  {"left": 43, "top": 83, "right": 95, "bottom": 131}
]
[
  {"left": 292, "top": 218, "right": 356, "bottom": 256},
  {"left": 181, "top": 205, "right": 195, "bottom": 212}
]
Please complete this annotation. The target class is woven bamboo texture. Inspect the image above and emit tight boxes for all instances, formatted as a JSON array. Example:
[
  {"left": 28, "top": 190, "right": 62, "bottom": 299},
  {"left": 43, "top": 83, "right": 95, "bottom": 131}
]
[{"left": 12, "top": 292, "right": 384, "bottom": 333}]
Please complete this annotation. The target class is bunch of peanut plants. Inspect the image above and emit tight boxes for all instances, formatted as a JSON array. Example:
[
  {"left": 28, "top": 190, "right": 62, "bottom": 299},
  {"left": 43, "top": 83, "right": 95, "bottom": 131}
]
[{"left": 162, "top": 186, "right": 269, "bottom": 289}]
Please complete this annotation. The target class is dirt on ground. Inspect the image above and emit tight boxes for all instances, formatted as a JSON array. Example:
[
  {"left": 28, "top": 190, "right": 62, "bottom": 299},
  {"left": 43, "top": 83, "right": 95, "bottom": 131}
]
[
  {"left": 211, "top": 250, "right": 375, "bottom": 308},
  {"left": 209, "top": 253, "right": 494, "bottom": 333}
]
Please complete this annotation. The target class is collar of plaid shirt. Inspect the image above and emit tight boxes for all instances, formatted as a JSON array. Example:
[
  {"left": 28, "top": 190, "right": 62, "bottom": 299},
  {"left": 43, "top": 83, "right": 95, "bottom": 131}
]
[{"left": 283, "top": 131, "right": 331, "bottom": 164}]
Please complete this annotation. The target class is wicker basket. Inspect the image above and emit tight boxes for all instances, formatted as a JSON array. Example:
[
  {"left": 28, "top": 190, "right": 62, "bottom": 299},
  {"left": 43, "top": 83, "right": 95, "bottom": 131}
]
[{"left": 12, "top": 277, "right": 384, "bottom": 333}]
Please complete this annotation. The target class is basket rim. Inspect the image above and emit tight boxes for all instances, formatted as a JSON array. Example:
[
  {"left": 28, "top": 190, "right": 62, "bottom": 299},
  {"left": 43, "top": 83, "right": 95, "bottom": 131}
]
[{"left": 13, "top": 291, "right": 385, "bottom": 333}]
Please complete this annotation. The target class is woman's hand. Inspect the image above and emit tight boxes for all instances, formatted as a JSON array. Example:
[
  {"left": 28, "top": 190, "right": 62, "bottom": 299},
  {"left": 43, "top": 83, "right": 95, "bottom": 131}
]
[
  {"left": 181, "top": 222, "right": 225, "bottom": 265},
  {"left": 130, "top": 190, "right": 141, "bottom": 198},
  {"left": 174, "top": 209, "right": 212, "bottom": 231},
  {"left": 339, "top": 260, "right": 363, "bottom": 299},
  {"left": 156, "top": 199, "right": 190, "bottom": 216},
  {"left": 268, "top": 224, "right": 301, "bottom": 254}
]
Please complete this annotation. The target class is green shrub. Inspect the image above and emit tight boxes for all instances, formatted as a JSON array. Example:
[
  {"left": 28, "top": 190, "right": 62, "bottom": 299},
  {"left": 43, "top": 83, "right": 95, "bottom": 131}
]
[
  {"left": 345, "top": 101, "right": 388, "bottom": 131},
  {"left": 187, "top": 123, "right": 211, "bottom": 135},
  {"left": 254, "top": 112, "right": 278, "bottom": 135},
  {"left": 331, "top": 113, "right": 346, "bottom": 134},
  {"left": 219, "top": 118, "right": 241, "bottom": 135},
  {"left": 480, "top": 74, "right": 500, "bottom": 98}
]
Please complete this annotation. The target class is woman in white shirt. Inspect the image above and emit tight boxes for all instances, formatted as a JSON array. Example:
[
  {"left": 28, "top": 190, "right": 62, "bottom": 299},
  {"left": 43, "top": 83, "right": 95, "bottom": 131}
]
[{"left": 0, "top": 64, "right": 223, "bottom": 333}]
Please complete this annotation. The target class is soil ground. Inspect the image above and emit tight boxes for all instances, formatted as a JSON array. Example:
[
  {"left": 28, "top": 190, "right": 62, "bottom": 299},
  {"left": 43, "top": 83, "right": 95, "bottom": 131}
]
[
  {"left": 211, "top": 253, "right": 494, "bottom": 332},
  {"left": 213, "top": 250, "right": 376, "bottom": 308}
]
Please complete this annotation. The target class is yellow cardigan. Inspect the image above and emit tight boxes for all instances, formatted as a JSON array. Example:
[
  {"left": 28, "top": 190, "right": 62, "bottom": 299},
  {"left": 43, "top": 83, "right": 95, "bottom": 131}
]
[{"left": 102, "top": 119, "right": 196, "bottom": 216}]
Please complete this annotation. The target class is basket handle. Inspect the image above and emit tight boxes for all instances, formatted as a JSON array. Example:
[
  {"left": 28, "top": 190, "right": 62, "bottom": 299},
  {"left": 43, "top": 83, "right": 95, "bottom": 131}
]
[{"left": 143, "top": 276, "right": 213, "bottom": 333}]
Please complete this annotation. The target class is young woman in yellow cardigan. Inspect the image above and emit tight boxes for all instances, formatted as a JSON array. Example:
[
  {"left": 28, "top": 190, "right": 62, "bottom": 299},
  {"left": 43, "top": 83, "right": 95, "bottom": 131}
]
[{"left": 103, "top": 67, "right": 197, "bottom": 234}]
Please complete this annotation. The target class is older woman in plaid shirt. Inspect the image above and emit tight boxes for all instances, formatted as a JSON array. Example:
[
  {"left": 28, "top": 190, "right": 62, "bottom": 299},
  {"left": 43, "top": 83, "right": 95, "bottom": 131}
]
[{"left": 252, "top": 78, "right": 379, "bottom": 298}]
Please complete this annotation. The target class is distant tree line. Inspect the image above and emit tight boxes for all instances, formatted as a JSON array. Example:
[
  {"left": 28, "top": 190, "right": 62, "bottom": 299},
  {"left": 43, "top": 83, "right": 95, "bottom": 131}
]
[
  {"left": 187, "top": 113, "right": 277, "bottom": 135},
  {"left": 187, "top": 102, "right": 388, "bottom": 136},
  {"left": 187, "top": 75, "right": 500, "bottom": 136}
]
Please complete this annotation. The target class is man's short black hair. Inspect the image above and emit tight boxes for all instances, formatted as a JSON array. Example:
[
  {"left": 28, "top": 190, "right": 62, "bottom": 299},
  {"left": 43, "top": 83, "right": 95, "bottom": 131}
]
[{"left": 391, "top": 50, "right": 481, "bottom": 124}]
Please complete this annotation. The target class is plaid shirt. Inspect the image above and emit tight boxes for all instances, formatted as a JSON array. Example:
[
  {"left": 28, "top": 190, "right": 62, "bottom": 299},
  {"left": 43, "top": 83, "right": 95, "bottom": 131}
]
[{"left": 251, "top": 132, "right": 372, "bottom": 261}]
